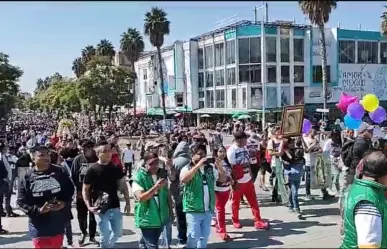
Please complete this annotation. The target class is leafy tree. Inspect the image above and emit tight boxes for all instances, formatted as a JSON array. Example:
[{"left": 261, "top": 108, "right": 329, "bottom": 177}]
[
  {"left": 81, "top": 45, "right": 96, "bottom": 63},
  {"left": 120, "top": 28, "right": 145, "bottom": 116},
  {"left": 299, "top": 0, "right": 337, "bottom": 120},
  {"left": 34, "top": 72, "right": 64, "bottom": 94},
  {"left": 0, "top": 53, "right": 23, "bottom": 117},
  {"left": 144, "top": 7, "right": 170, "bottom": 121},
  {"left": 96, "top": 39, "right": 116, "bottom": 61},
  {"left": 72, "top": 57, "right": 86, "bottom": 78},
  {"left": 381, "top": 6, "right": 387, "bottom": 35}
]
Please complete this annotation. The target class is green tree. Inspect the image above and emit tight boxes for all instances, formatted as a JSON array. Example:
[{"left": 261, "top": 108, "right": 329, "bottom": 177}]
[
  {"left": 120, "top": 27, "right": 145, "bottom": 116},
  {"left": 72, "top": 57, "right": 86, "bottom": 78},
  {"left": 144, "top": 7, "right": 170, "bottom": 121},
  {"left": 381, "top": 6, "right": 387, "bottom": 35},
  {"left": 82, "top": 45, "right": 96, "bottom": 63},
  {"left": 299, "top": 0, "right": 337, "bottom": 120},
  {"left": 96, "top": 39, "right": 116, "bottom": 62},
  {"left": 0, "top": 53, "right": 23, "bottom": 117}
]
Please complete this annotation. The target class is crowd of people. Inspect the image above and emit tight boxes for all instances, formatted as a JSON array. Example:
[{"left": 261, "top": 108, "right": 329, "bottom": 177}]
[{"left": 1, "top": 109, "right": 387, "bottom": 249}]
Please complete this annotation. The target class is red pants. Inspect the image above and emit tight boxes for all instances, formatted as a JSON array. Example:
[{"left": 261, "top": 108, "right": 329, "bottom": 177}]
[
  {"left": 231, "top": 180, "right": 262, "bottom": 223},
  {"left": 215, "top": 190, "right": 230, "bottom": 233},
  {"left": 32, "top": 234, "right": 63, "bottom": 249}
]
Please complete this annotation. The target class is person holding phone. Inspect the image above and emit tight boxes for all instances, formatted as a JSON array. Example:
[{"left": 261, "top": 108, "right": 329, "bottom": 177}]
[
  {"left": 132, "top": 151, "right": 173, "bottom": 249},
  {"left": 180, "top": 144, "right": 226, "bottom": 249}
]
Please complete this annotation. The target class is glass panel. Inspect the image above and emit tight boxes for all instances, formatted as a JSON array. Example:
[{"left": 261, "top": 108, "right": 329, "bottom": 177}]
[
  {"left": 226, "top": 40, "right": 236, "bottom": 64},
  {"left": 198, "top": 90, "right": 204, "bottom": 98},
  {"left": 226, "top": 68, "right": 236, "bottom": 85},
  {"left": 251, "top": 87, "right": 262, "bottom": 108},
  {"left": 266, "top": 37, "right": 277, "bottom": 62},
  {"left": 215, "top": 43, "right": 224, "bottom": 67},
  {"left": 339, "top": 40, "right": 355, "bottom": 63},
  {"left": 198, "top": 48, "right": 204, "bottom": 69},
  {"left": 267, "top": 65, "right": 277, "bottom": 83},
  {"left": 250, "top": 37, "right": 261, "bottom": 63},
  {"left": 266, "top": 87, "right": 277, "bottom": 108},
  {"left": 381, "top": 43, "right": 387, "bottom": 64},
  {"left": 293, "top": 39, "right": 304, "bottom": 62},
  {"left": 205, "top": 45, "right": 213, "bottom": 68},
  {"left": 215, "top": 69, "right": 224, "bottom": 86},
  {"left": 242, "top": 88, "right": 247, "bottom": 108},
  {"left": 238, "top": 38, "right": 250, "bottom": 64},
  {"left": 313, "top": 66, "right": 330, "bottom": 83},
  {"left": 216, "top": 89, "right": 225, "bottom": 108},
  {"left": 198, "top": 72, "right": 204, "bottom": 88},
  {"left": 205, "top": 90, "right": 214, "bottom": 108},
  {"left": 199, "top": 101, "right": 204, "bottom": 108},
  {"left": 231, "top": 89, "right": 237, "bottom": 108},
  {"left": 205, "top": 71, "right": 213, "bottom": 87},
  {"left": 358, "top": 41, "right": 378, "bottom": 64},
  {"left": 280, "top": 37, "right": 290, "bottom": 62},
  {"left": 281, "top": 66, "right": 290, "bottom": 83},
  {"left": 250, "top": 65, "right": 261, "bottom": 83},
  {"left": 294, "top": 66, "right": 304, "bottom": 83},
  {"left": 280, "top": 86, "right": 291, "bottom": 106},
  {"left": 239, "top": 65, "right": 250, "bottom": 84},
  {"left": 294, "top": 87, "right": 304, "bottom": 104}
]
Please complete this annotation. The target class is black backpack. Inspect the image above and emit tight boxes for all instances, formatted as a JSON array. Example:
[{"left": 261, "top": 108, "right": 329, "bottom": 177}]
[{"left": 341, "top": 139, "right": 355, "bottom": 167}]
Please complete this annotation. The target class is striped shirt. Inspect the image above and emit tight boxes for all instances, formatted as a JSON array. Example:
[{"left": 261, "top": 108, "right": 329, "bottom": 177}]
[{"left": 354, "top": 201, "right": 382, "bottom": 248}]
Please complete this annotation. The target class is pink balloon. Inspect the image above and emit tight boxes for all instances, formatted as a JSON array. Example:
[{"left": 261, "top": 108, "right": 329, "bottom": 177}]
[{"left": 336, "top": 93, "right": 358, "bottom": 113}]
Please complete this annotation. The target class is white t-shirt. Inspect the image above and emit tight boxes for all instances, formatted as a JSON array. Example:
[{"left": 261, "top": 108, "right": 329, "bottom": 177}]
[
  {"left": 354, "top": 201, "right": 382, "bottom": 248},
  {"left": 122, "top": 148, "right": 134, "bottom": 163},
  {"left": 303, "top": 136, "right": 320, "bottom": 167},
  {"left": 214, "top": 161, "right": 232, "bottom": 192},
  {"left": 180, "top": 165, "right": 219, "bottom": 211},
  {"left": 132, "top": 174, "right": 159, "bottom": 206},
  {"left": 226, "top": 143, "right": 251, "bottom": 183}
]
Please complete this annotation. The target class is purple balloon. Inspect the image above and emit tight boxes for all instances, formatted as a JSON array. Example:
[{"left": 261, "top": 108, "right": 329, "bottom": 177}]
[
  {"left": 302, "top": 119, "right": 312, "bottom": 134},
  {"left": 347, "top": 102, "right": 365, "bottom": 120},
  {"left": 370, "top": 106, "right": 387, "bottom": 124}
]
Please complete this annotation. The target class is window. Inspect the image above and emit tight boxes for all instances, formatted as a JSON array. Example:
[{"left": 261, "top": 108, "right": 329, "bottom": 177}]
[
  {"left": 239, "top": 65, "right": 250, "bottom": 83},
  {"left": 216, "top": 89, "right": 225, "bottom": 108},
  {"left": 242, "top": 88, "right": 247, "bottom": 108},
  {"left": 226, "top": 68, "right": 236, "bottom": 85},
  {"left": 250, "top": 37, "right": 261, "bottom": 63},
  {"left": 251, "top": 87, "right": 262, "bottom": 108},
  {"left": 205, "top": 90, "right": 214, "bottom": 108},
  {"left": 294, "top": 38, "right": 304, "bottom": 62},
  {"left": 215, "top": 69, "right": 224, "bottom": 86},
  {"left": 267, "top": 65, "right": 276, "bottom": 83},
  {"left": 280, "top": 38, "right": 290, "bottom": 63},
  {"left": 226, "top": 40, "right": 236, "bottom": 64},
  {"left": 250, "top": 65, "right": 261, "bottom": 83},
  {"left": 231, "top": 89, "right": 237, "bottom": 108},
  {"left": 238, "top": 38, "right": 250, "bottom": 64},
  {"left": 281, "top": 66, "right": 290, "bottom": 83},
  {"left": 199, "top": 100, "right": 204, "bottom": 108},
  {"left": 281, "top": 86, "right": 291, "bottom": 106},
  {"left": 205, "top": 71, "right": 213, "bottom": 87},
  {"left": 358, "top": 41, "right": 378, "bottom": 64},
  {"left": 266, "top": 37, "right": 277, "bottom": 62},
  {"left": 280, "top": 28, "right": 290, "bottom": 35},
  {"left": 205, "top": 46, "right": 213, "bottom": 68},
  {"left": 313, "top": 65, "right": 331, "bottom": 83},
  {"left": 143, "top": 69, "right": 148, "bottom": 80},
  {"left": 146, "top": 96, "right": 153, "bottom": 108},
  {"left": 294, "top": 66, "right": 304, "bottom": 82},
  {"left": 294, "top": 87, "right": 304, "bottom": 104},
  {"left": 266, "top": 87, "right": 277, "bottom": 108},
  {"left": 198, "top": 48, "right": 204, "bottom": 69},
  {"left": 198, "top": 90, "right": 204, "bottom": 98},
  {"left": 339, "top": 40, "right": 355, "bottom": 63},
  {"left": 381, "top": 43, "right": 387, "bottom": 64},
  {"left": 215, "top": 43, "right": 224, "bottom": 67},
  {"left": 198, "top": 72, "right": 204, "bottom": 88}
]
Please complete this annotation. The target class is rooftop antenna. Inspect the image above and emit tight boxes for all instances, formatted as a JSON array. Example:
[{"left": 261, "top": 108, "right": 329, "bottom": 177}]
[
  {"left": 338, "top": 22, "right": 340, "bottom": 28},
  {"left": 293, "top": 17, "right": 296, "bottom": 24},
  {"left": 214, "top": 14, "right": 239, "bottom": 29},
  {"left": 358, "top": 24, "right": 362, "bottom": 30}
]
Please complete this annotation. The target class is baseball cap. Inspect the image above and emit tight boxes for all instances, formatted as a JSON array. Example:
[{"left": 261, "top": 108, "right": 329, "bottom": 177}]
[{"left": 357, "top": 122, "right": 374, "bottom": 133}]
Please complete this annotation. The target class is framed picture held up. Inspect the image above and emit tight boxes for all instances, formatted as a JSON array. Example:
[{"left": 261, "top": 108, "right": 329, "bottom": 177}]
[{"left": 280, "top": 105, "right": 305, "bottom": 137}]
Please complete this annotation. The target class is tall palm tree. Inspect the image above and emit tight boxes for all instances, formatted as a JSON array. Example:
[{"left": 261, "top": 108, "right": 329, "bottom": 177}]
[
  {"left": 144, "top": 7, "right": 170, "bottom": 121},
  {"left": 120, "top": 28, "right": 145, "bottom": 116},
  {"left": 96, "top": 39, "right": 116, "bottom": 62},
  {"left": 299, "top": 0, "right": 337, "bottom": 120},
  {"left": 72, "top": 57, "right": 85, "bottom": 78},
  {"left": 381, "top": 6, "right": 387, "bottom": 35},
  {"left": 81, "top": 45, "right": 96, "bottom": 64}
]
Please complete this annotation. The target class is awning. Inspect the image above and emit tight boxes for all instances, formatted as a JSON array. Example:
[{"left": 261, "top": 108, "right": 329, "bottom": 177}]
[
  {"left": 175, "top": 106, "right": 193, "bottom": 112},
  {"left": 147, "top": 108, "right": 177, "bottom": 116}
]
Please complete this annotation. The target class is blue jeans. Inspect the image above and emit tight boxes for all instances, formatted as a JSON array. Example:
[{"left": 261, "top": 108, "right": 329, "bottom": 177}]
[
  {"left": 95, "top": 208, "right": 123, "bottom": 248},
  {"left": 159, "top": 219, "right": 172, "bottom": 248},
  {"left": 140, "top": 227, "right": 163, "bottom": 249},
  {"left": 186, "top": 211, "right": 213, "bottom": 249},
  {"left": 304, "top": 166, "right": 311, "bottom": 195},
  {"left": 288, "top": 179, "right": 301, "bottom": 210}
]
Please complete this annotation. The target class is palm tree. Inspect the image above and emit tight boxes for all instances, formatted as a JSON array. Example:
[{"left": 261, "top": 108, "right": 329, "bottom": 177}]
[
  {"left": 72, "top": 57, "right": 85, "bottom": 78},
  {"left": 96, "top": 39, "right": 116, "bottom": 62},
  {"left": 381, "top": 6, "right": 387, "bottom": 35},
  {"left": 144, "top": 7, "right": 170, "bottom": 121},
  {"left": 81, "top": 45, "right": 96, "bottom": 64},
  {"left": 120, "top": 28, "right": 145, "bottom": 116},
  {"left": 299, "top": 0, "right": 337, "bottom": 120}
]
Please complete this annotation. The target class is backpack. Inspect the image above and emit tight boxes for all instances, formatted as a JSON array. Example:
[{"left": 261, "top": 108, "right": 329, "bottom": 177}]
[{"left": 341, "top": 139, "right": 355, "bottom": 167}]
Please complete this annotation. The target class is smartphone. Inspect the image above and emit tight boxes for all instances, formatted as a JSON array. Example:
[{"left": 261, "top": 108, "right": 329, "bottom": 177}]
[{"left": 206, "top": 157, "right": 214, "bottom": 164}]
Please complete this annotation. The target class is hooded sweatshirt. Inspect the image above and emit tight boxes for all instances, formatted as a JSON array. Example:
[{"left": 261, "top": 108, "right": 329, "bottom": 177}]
[{"left": 170, "top": 141, "right": 191, "bottom": 201}]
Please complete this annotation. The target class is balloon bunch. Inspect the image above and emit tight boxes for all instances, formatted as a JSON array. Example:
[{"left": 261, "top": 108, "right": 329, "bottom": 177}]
[
  {"left": 302, "top": 118, "right": 312, "bottom": 134},
  {"left": 336, "top": 92, "right": 386, "bottom": 129}
]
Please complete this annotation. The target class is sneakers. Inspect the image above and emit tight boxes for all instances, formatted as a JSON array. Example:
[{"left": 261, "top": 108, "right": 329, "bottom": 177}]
[
  {"left": 211, "top": 219, "right": 216, "bottom": 227},
  {"left": 89, "top": 237, "right": 99, "bottom": 246},
  {"left": 305, "top": 195, "right": 314, "bottom": 201},
  {"left": 232, "top": 222, "right": 243, "bottom": 229},
  {"left": 254, "top": 220, "right": 270, "bottom": 230},
  {"left": 219, "top": 233, "right": 232, "bottom": 241},
  {"left": 322, "top": 193, "right": 335, "bottom": 200},
  {"left": 78, "top": 234, "right": 87, "bottom": 246}
]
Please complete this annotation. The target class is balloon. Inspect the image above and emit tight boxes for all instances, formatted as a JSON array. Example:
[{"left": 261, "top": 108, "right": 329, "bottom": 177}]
[
  {"left": 336, "top": 93, "right": 358, "bottom": 113},
  {"left": 344, "top": 114, "right": 362, "bottom": 130},
  {"left": 369, "top": 106, "right": 387, "bottom": 124},
  {"left": 302, "top": 119, "right": 312, "bottom": 134},
  {"left": 347, "top": 102, "right": 365, "bottom": 120},
  {"left": 361, "top": 94, "right": 379, "bottom": 112}
]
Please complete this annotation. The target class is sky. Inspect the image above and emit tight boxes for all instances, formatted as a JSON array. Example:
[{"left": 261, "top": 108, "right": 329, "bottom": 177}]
[{"left": 0, "top": 1, "right": 385, "bottom": 93}]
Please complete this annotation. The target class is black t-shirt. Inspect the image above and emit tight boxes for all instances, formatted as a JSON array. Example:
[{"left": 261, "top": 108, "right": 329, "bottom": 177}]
[{"left": 83, "top": 163, "right": 124, "bottom": 209}]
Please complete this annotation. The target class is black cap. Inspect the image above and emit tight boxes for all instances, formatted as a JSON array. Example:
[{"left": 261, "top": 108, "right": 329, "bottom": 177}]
[
  {"left": 29, "top": 145, "right": 49, "bottom": 154},
  {"left": 233, "top": 131, "right": 247, "bottom": 140}
]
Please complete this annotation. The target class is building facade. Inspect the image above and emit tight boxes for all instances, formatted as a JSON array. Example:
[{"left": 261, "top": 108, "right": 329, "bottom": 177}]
[{"left": 134, "top": 20, "right": 387, "bottom": 119}]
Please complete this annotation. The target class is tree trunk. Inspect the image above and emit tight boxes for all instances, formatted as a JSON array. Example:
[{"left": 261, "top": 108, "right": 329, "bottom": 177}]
[
  {"left": 156, "top": 46, "right": 168, "bottom": 141},
  {"left": 108, "top": 105, "right": 113, "bottom": 121},
  {"left": 130, "top": 62, "right": 137, "bottom": 117},
  {"left": 319, "top": 24, "right": 328, "bottom": 122}
]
